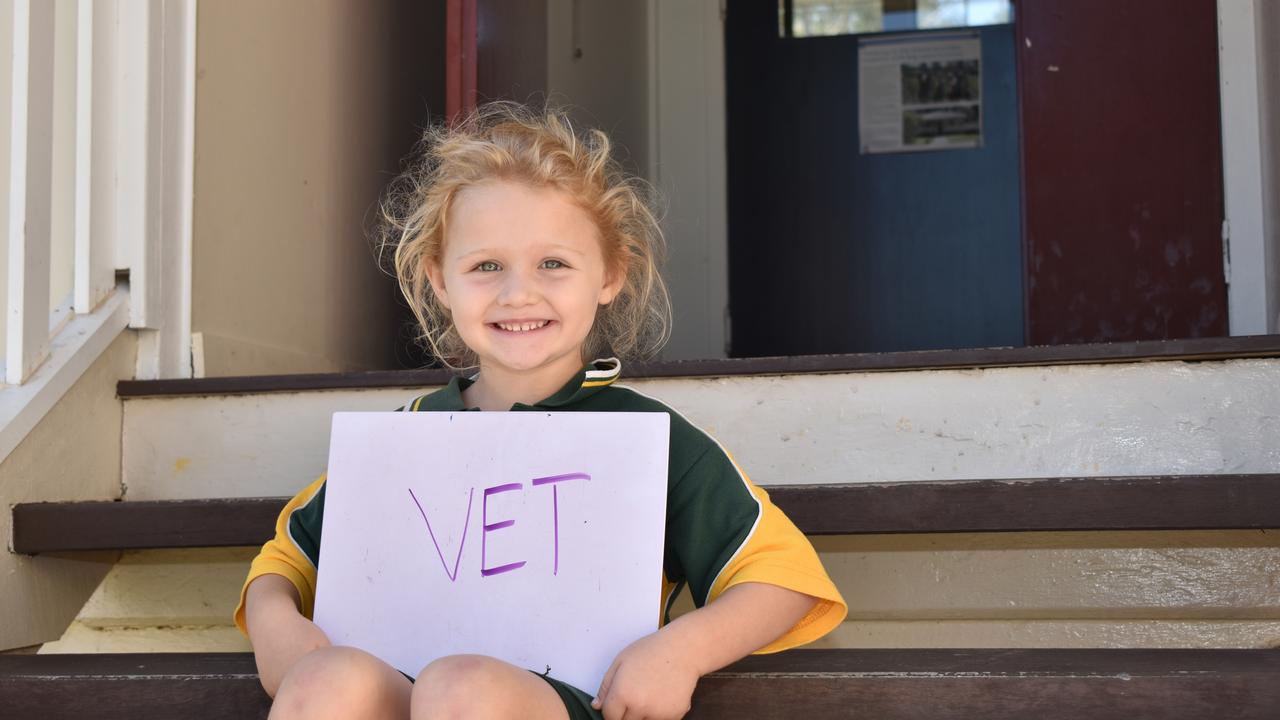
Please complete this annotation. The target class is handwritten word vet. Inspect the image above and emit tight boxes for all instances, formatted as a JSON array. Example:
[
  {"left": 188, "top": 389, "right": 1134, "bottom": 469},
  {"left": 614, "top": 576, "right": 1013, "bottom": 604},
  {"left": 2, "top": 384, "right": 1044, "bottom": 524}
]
[{"left": 407, "top": 472, "right": 590, "bottom": 581}]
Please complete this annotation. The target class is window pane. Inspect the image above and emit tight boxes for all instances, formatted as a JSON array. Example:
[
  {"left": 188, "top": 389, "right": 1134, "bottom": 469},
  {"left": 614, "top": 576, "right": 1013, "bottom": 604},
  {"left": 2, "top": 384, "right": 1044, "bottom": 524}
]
[
  {"left": 783, "top": 0, "right": 1012, "bottom": 38},
  {"left": 966, "top": 0, "right": 1012, "bottom": 26},
  {"left": 792, "top": 0, "right": 884, "bottom": 38}
]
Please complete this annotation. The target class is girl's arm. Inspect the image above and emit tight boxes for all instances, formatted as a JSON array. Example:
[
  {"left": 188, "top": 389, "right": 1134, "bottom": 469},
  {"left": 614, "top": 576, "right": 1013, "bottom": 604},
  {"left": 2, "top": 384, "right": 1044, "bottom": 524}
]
[
  {"left": 592, "top": 582, "right": 818, "bottom": 720},
  {"left": 243, "top": 573, "right": 333, "bottom": 697}
]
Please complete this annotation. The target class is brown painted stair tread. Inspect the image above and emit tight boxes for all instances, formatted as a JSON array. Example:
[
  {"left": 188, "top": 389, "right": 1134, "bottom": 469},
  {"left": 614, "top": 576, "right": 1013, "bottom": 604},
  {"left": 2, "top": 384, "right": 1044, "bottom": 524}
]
[
  {"left": 2, "top": 649, "right": 1278, "bottom": 720},
  {"left": 13, "top": 474, "right": 1280, "bottom": 554},
  {"left": 115, "top": 335, "right": 1280, "bottom": 398}
]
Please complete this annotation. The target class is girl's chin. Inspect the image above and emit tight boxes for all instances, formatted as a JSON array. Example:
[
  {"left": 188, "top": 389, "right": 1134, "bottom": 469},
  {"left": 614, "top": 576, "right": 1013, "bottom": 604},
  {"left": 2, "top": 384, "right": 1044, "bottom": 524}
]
[{"left": 478, "top": 348, "right": 583, "bottom": 375}]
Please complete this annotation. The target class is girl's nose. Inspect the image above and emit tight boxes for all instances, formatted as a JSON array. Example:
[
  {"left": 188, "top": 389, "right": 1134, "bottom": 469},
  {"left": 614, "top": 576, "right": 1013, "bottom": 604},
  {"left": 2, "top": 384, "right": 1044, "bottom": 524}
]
[{"left": 497, "top": 269, "right": 538, "bottom": 306}]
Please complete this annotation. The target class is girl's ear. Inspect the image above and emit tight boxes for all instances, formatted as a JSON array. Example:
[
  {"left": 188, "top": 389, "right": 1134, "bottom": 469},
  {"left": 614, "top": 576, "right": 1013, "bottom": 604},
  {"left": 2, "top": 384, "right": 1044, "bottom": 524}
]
[
  {"left": 424, "top": 259, "right": 451, "bottom": 309},
  {"left": 598, "top": 264, "right": 625, "bottom": 306}
]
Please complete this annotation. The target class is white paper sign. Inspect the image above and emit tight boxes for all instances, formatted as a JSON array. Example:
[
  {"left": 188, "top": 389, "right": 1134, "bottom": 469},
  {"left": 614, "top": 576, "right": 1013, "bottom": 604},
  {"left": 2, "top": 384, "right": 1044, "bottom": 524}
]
[
  {"left": 859, "top": 31, "right": 982, "bottom": 154},
  {"left": 314, "top": 411, "right": 670, "bottom": 694}
]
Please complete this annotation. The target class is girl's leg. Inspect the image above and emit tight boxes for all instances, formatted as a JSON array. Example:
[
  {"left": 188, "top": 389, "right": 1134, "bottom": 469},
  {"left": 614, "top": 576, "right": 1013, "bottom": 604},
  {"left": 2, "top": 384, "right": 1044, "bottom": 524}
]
[
  {"left": 411, "top": 654, "right": 572, "bottom": 720},
  {"left": 270, "top": 645, "right": 412, "bottom": 720}
]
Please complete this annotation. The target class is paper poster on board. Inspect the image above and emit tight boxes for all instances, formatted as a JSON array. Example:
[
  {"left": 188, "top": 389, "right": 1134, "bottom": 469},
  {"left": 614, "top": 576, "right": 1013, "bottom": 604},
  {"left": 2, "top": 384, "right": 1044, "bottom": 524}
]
[
  {"left": 859, "top": 31, "right": 982, "bottom": 154},
  {"left": 313, "top": 411, "right": 670, "bottom": 695}
]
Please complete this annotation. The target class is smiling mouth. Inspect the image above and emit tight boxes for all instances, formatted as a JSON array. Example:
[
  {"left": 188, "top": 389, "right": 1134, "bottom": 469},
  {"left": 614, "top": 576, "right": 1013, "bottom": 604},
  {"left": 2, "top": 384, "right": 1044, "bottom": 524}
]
[{"left": 490, "top": 320, "right": 552, "bottom": 333}]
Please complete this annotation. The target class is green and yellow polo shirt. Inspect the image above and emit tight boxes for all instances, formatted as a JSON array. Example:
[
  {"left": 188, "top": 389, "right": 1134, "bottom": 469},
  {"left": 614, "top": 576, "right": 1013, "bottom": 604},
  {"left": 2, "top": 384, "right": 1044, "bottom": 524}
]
[{"left": 234, "top": 359, "right": 847, "bottom": 653}]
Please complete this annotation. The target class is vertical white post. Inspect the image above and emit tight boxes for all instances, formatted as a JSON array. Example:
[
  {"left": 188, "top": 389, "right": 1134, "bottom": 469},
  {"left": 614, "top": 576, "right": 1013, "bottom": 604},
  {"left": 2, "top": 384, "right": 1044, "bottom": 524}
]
[
  {"left": 115, "top": 0, "right": 152, "bottom": 310},
  {"left": 155, "top": 0, "right": 195, "bottom": 379},
  {"left": 75, "top": 0, "right": 119, "bottom": 315},
  {"left": 133, "top": 0, "right": 194, "bottom": 380},
  {"left": 50, "top": 0, "right": 76, "bottom": 321},
  {"left": 108, "top": 0, "right": 195, "bottom": 380},
  {"left": 6, "top": 0, "right": 56, "bottom": 384},
  {"left": 0, "top": 2, "right": 14, "bottom": 361},
  {"left": 1218, "top": 0, "right": 1270, "bottom": 336}
]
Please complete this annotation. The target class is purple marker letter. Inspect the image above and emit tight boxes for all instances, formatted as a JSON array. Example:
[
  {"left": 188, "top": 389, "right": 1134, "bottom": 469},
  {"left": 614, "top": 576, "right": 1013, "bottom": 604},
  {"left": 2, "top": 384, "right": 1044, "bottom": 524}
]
[
  {"left": 408, "top": 487, "right": 474, "bottom": 582},
  {"left": 481, "top": 483, "right": 526, "bottom": 577},
  {"left": 531, "top": 472, "right": 589, "bottom": 575}
]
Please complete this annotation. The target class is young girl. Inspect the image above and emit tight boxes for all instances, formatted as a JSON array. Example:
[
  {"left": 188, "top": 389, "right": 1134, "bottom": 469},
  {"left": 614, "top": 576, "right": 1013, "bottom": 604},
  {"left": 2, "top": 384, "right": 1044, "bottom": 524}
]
[{"left": 235, "top": 101, "right": 847, "bottom": 720}]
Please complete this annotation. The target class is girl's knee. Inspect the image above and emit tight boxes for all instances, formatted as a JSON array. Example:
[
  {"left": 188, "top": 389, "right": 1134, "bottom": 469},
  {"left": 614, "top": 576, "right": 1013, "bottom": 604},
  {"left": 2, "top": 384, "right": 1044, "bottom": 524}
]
[
  {"left": 411, "top": 654, "right": 517, "bottom": 715},
  {"left": 272, "top": 646, "right": 407, "bottom": 720}
]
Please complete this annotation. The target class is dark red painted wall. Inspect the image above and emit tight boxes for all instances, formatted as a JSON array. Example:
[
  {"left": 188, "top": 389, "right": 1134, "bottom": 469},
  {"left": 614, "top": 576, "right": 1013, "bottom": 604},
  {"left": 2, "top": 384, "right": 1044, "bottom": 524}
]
[{"left": 1017, "top": 0, "right": 1227, "bottom": 344}]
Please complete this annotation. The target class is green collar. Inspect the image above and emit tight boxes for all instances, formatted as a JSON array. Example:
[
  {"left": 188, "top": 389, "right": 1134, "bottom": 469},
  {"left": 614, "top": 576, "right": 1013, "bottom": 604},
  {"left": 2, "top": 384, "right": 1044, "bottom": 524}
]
[{"left": 411, "top": 358, "right": 622, "bottom": 412}]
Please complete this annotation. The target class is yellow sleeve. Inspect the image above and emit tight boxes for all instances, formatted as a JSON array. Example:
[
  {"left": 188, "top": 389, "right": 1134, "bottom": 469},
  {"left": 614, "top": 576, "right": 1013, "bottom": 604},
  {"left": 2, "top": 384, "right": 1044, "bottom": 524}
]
[
  {"left": 706, "top": 458, "right": 848, "bottom": 654},
  {"left": 233, "top": 474, "right": 327, "bottom": 636}
]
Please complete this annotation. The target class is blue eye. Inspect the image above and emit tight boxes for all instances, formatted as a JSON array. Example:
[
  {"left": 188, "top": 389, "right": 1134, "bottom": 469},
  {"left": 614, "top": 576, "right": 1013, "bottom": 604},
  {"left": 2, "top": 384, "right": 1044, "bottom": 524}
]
[
  {"left": 541, "top": 259, "right": 565, "bottom": 269},
  {"left": 475, "top": 261, "right": 500, "bottom": 272}
]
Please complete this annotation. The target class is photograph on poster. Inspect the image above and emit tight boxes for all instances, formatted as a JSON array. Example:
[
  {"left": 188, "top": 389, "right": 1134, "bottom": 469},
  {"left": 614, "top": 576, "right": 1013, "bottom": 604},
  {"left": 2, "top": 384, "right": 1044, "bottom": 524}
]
[
  {"left": 903, "top": 104, "right": 980, "bottom": 145},
  {"left": 901, "top": 59, "right": 979, "bottom": 104}
]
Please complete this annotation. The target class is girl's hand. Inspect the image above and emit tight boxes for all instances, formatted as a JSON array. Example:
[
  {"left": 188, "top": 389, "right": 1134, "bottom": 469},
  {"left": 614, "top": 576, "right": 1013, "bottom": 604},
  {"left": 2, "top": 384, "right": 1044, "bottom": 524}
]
[
  {"left": 244, "top": 574, "right": 332, "bottom": 697},
  {"left": 592, "top": 583, "right": 820, "bottom": 719},
  {"left": 591, "top": 631, "right": 700, "bottom": 720}
]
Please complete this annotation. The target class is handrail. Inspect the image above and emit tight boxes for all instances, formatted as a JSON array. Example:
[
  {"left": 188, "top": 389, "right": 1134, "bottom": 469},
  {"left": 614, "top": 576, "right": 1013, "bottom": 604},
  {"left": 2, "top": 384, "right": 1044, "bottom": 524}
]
[{"left": 0, "top": 280, "right": 128, "bottom": 464}]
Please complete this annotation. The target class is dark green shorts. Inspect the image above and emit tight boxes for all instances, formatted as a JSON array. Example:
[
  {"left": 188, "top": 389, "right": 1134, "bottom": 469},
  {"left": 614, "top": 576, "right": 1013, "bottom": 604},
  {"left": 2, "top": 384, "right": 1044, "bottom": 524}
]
[
  {"left": 399, "top": 669, "right": 602, "bottom": 720},
  {"left": 537, "top": 674, "right": 604, "bottom": 720}
]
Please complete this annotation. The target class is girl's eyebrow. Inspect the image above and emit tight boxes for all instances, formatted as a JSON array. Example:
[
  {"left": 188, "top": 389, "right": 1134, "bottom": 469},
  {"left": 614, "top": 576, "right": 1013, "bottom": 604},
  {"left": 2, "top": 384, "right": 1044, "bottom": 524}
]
[
  {"left": 541, "top": 244, "right": 588, "bottom": 258},
  {"left": 454, "top": 243, "right": 587, "bottom": 261},
  {"left": 453, "top": 248, "right": 497, "bottom": 262}
]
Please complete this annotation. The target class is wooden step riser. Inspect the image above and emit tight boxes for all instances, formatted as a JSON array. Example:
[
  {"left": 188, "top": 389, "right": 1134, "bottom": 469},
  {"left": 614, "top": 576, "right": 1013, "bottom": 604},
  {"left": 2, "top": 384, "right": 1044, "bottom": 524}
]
[
  {"left": 119, "top": 358, "right": 1280, "bottom": 502},
  {"left": 31, "top": 543, "right": 1280, "bottom": 655}
]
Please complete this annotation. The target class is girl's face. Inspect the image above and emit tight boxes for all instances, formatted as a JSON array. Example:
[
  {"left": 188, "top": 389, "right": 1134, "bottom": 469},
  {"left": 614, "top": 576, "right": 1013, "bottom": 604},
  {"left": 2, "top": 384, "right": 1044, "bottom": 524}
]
[{"left": 426, "top": 180, "right": 623, "bottom": 381}]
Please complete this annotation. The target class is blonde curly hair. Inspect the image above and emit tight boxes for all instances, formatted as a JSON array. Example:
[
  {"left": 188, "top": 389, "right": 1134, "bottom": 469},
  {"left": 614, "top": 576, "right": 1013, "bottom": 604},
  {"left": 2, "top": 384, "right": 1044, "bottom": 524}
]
[{"left": 378, "top": 101, "right": 671, "bottom": 369}]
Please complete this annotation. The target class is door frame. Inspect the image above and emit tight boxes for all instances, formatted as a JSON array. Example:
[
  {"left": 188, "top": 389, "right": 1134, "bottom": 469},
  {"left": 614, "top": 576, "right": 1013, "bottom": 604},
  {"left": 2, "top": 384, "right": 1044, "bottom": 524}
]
[{"left": 1217, "top": 0, "right": 1274, "bottom": 335}]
